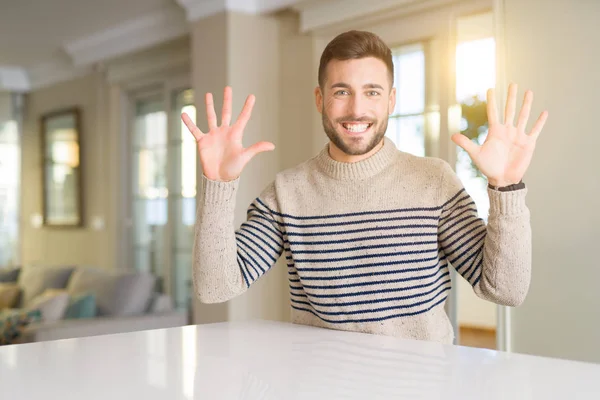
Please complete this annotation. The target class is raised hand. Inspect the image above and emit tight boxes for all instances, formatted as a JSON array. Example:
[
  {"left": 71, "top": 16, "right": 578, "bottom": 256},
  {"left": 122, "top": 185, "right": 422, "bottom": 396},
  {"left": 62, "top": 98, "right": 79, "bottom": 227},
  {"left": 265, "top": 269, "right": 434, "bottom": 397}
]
[
  {"left": 181, "top": 86, "right": 275, "bottom": 182},
  {"left": 451, "top": 83, "right": 548, "bottom": 187}
]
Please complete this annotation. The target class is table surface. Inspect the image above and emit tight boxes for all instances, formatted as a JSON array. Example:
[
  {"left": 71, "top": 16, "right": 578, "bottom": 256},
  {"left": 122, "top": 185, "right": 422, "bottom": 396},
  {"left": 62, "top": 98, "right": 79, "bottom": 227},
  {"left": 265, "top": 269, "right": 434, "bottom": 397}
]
[{"left": 0, "top": 320, "right": 598, "bottom": 399}]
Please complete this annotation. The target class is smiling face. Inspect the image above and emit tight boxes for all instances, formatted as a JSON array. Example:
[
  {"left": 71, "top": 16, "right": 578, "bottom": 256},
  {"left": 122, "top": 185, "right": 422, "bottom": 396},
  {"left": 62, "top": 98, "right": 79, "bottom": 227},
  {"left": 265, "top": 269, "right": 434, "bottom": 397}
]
[{"left": 316, "top": 57, "right": 396, "bottom": 162}]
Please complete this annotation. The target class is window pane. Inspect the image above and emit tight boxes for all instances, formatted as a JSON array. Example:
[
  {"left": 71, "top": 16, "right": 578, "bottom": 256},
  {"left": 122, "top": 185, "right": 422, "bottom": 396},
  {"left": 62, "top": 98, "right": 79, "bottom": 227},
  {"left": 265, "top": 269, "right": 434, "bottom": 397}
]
[
  {"left": 455, "top": 36, "right": 496, "bottom": 221},
  {"left": 392, "top": 44, "right": 425, "bottom": 115},
  {"left": 0, "top": 119, "right": 20, "bottom": 267},
  {"left": 386, "top": 115, "right": 425, "bottom": 157},
  {"left": 134, "top": 97, "right": 167, "bottom": 147}
]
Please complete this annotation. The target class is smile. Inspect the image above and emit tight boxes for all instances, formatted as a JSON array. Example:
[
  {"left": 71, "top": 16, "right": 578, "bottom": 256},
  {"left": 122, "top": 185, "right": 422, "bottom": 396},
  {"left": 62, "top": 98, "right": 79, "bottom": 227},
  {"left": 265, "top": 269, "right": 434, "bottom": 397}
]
[{"left": 341, "top": 122, "right": 373, "bottom": 134}]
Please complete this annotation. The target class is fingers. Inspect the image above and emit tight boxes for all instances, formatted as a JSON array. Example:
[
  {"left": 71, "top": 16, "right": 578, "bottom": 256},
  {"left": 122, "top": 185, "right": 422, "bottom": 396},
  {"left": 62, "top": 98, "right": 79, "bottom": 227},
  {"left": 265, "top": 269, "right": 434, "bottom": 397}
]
[
  {"left": 451, "top": 133, "right": 480, "bottom": 158},
  {"left": 205, "top": 92, "right": 218, "bottom": 130},
  {"left": 516, "top": 90, "right": 533, "bottom": 132},
  {"left": 181, "top": 112, "right": 203, "bottom": 141},
  {"left": 486, "top": 88, "right": 499, "bottom": 126},
  {"left": 242, "top": 141, "right": 275, "bottom": 164},
  {"left": 221, "top": 86, "right": 232, "bottom": 126},
  {"left": 504, "top": 83, "right": 518, "bottom": 126},
  {"left": 232, "top": 94, "right": 256, "bottom": 140},
  {"left": 529, "top": 110, "right": 549, "bottom": 141}
]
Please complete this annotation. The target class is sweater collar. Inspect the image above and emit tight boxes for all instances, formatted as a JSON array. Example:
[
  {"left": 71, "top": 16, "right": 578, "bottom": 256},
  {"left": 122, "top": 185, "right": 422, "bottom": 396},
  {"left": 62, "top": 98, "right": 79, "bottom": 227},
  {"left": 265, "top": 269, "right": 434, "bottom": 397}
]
[{"left": 315, "top": 137, "right": 398, "bottom": 181}]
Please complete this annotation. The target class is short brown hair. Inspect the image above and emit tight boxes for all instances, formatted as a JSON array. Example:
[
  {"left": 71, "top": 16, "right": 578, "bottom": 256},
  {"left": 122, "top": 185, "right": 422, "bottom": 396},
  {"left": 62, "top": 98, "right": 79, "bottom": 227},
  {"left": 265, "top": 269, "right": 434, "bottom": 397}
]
[{"left": 318, "top": 30, "right": 394, "bottom": 88}]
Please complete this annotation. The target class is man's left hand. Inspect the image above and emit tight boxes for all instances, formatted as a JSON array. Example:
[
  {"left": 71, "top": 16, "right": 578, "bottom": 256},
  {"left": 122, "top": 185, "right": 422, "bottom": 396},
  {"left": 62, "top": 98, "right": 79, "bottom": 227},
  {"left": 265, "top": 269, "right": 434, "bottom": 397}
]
[{"left": 451, "top": 83, "right": 549, "bottom": 187}]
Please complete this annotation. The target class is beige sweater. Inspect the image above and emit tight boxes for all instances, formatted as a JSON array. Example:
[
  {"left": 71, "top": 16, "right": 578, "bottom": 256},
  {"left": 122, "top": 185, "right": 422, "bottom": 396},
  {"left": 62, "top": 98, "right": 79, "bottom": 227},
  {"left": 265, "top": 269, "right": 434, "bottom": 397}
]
[{"left": 193, "top": 137, "right": 531, "bottom": 343}]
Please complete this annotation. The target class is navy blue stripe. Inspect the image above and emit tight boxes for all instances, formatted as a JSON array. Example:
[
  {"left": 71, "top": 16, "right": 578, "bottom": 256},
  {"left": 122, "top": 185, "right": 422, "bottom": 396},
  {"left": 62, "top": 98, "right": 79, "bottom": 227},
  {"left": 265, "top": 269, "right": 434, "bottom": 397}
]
[
  {"left": 291, "top": 277, "right": 451, "bottom": 308},
  {"left": 441, "top": 197, "right": 476, "bottom": 220},
  {"left": 454, "top": 247, "right": 481, "bottom": 273},
  {"left": 289, "top": 265, "right": 447, "bottom": 299},
  {"left": 291, "top": 263, "right": 448, "bottom": 291},
  {"left": 465, "top": 251, "right": 483, "bottom": 282},
  {"left": 472, "top": 271, "right": 482, "bottom": 286},
  {"left": 287, "top": 232, "right": 438, "bottom": 246},
  {"left": 439, "top": 205, "right": 478, "bottom": 225},
  {"left": 237, "top": 241, "right": 266, "bottom": 275},
  {"left": 237, "top": 232, "right": 277, "bottom": 265},
  {"left": 294, "top": 247, "right": 438, "bottom": 264},
  {"left": 284, "top": 240, "right": 438, "bottom": 255},
  {"left": 290, "top": 291, "right": 449, "bottom": 323},
  {"left": 297, "top": 254, "right": 441, "bottom": 273},
  {"left": 247, "top": 218, "right": 282, "bottom": 242},
  {"left": 447, "top": 229, "right": 486, "bottom": 264},
  {"left": 248, "top": 214, "right": 284, "bottom": 235},
  {"left": 237, "top": 229, "right": 281, "bottom": 260},
  {"left": 439, "top": 218, "right": 481, "bottom": 246},
  {"left": 237, "top": 250, "right": 260, "bottom": 279},
  {"left": 286, "top": 224, "right": 438, "bottom": 237},
  {"left": 440, "top": 223, "right": 485, "bottom": 253},
  {"left": 438, "top": 213, "right": 481, "bottom": 237},
  {"left": 267, "top": 215, "right": 440, "bottom": 229},
  {"left": 257, "top": 198, "right": 444, "bottom": 220},
  {"left": 290, "top": 286, "right": 450, "bottom": 316},
  {"left": 441, "top": 189, "right": 468, "bottom": 210},
  {"left": 241, "top": 220, "right": 282, "bottom": 250},
  {"left": 237, "top": 256, "right": 250, "bottom": 287}
]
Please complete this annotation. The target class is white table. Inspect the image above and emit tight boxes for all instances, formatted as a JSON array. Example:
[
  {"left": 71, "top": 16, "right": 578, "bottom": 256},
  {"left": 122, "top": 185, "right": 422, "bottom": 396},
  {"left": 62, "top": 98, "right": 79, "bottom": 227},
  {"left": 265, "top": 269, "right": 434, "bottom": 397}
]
[{"left": 0, "top": 320, "right": 598, "bottom": 399}]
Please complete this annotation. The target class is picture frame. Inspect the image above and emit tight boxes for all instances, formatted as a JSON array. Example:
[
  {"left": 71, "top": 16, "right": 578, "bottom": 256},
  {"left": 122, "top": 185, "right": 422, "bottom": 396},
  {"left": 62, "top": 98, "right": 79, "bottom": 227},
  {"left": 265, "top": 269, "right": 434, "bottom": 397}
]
[{"left": 40, "top": 107, "right": 83, "bottom": 227}]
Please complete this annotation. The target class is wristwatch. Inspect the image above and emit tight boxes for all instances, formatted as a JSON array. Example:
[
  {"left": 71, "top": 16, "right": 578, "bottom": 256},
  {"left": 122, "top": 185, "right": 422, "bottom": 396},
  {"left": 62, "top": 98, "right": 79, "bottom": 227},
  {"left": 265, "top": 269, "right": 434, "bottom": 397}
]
[{"left": 488, "top": 181, "right": 526, "bottom": 192}]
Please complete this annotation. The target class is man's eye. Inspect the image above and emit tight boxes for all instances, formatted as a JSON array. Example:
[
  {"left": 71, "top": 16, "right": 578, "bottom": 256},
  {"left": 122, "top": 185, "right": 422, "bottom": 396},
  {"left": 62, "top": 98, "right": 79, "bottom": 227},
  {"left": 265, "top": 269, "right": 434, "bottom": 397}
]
[
  {"left": 335, "top": 90, "right": 350, "bottom": 95},
  {"left": 367, "top": 91, "right": 381, "bottom": 96}
]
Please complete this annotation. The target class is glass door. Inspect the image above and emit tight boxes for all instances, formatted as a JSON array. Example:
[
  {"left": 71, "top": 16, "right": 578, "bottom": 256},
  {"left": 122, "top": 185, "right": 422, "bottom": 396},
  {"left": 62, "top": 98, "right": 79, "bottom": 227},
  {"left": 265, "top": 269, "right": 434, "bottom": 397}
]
[{"left": 129, "top": 84, "right": 195, "bottom": 311}]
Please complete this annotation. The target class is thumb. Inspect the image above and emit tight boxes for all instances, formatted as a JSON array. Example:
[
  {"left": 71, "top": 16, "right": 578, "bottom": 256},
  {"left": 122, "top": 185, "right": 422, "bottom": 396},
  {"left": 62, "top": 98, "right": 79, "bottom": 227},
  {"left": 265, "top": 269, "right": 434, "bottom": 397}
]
[
  {"left": 242, "top": 141, "right": 275, "bottom": 164},
  {"left": 451, "top": 133, "right": 479, "bottom": 157}
]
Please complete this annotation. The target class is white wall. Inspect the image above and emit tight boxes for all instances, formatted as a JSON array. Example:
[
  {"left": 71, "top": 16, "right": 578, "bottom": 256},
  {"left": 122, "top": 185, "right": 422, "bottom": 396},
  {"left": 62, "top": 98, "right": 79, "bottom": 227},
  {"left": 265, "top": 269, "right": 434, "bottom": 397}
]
[{"left": 503, "top": 0, "right": 600, "bottom": 363}]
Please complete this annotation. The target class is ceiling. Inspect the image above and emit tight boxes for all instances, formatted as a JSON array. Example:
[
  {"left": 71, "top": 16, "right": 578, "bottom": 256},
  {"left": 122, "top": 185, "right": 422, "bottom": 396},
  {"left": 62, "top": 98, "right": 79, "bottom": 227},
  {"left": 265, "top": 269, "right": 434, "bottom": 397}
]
[
  {"left": 0, "top": 0, "right": 440, "bottom": 91},
  {"left": 0, "top": 0, "right": 174, "bottom": 67}
]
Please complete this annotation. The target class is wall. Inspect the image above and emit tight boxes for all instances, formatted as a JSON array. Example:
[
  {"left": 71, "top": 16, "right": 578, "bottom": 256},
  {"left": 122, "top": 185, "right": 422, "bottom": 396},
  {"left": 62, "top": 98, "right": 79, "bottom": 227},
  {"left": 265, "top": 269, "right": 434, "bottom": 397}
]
[
  {"left": 503, "top": 0, "right": 600, "bottom": 362},
  {"left": 21, "top": 73, "right": 118, "bottom": 270}
]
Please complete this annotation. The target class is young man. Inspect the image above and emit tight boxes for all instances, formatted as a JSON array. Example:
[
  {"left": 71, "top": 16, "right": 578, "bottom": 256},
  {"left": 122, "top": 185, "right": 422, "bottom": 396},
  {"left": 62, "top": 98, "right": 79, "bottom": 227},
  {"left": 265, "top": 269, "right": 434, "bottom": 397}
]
[{"left": 182, "top": 30, "right": 548, "bottom": 343}]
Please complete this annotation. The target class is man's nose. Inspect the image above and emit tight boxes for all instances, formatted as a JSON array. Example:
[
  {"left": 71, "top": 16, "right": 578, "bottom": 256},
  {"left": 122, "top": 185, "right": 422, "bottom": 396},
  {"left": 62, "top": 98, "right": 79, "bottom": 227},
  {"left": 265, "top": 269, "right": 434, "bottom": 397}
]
[{"left": 348, "top": 94, "right": 367, "bottom": 118}]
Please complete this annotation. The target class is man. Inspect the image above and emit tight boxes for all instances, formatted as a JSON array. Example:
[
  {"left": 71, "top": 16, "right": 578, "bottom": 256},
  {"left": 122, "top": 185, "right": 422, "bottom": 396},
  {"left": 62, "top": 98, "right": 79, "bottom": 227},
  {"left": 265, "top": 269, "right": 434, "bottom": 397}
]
[{"left": 182, "top": 30, "right": 548, "bottom": 343}]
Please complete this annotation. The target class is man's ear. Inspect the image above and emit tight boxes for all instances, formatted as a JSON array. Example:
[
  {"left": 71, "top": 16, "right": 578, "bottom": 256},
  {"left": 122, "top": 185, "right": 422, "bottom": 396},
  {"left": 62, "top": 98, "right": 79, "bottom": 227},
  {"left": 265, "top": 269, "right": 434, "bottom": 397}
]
[
  {"left": 389, "top": 87, "right": 397, "bottom": 115},
  {"left": 315, "top": 86, "right": 323, "bottom": 114}
]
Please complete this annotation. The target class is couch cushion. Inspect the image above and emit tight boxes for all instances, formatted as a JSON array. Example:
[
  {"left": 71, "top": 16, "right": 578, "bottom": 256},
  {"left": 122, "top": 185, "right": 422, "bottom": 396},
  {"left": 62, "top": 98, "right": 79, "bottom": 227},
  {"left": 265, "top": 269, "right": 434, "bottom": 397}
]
[
  {"left": 26, "top": 291, "right": 70, "bottom": 323},
  {"left": 17, "top": 265, "right": 75, "bottom": 306},
  {"left": 65, "top": 293, "right": 97, "bottom": 319},
  {"left": 0, "top": 283, "right": 21, "bottom": 310},
  {"left": 67, "top": 267, "right": 155, "bottom": 317},
  {"left": 0, "top": 267, "right": 20, "bottom": 283}
]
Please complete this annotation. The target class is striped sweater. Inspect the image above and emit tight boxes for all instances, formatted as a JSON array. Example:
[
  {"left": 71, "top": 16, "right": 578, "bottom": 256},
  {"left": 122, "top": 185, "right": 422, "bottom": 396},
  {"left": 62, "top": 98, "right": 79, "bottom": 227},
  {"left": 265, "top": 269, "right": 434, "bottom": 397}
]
[{"left": 193, "top": 137, "right": 531, "bottom": 343}]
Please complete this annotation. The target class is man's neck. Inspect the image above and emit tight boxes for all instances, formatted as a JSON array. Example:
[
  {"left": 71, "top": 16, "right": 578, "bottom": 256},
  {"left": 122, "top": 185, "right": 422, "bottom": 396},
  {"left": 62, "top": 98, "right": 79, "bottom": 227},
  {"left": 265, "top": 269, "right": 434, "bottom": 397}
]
[{"left": 328, "top": 139, "right": 384, "bottom": 163}]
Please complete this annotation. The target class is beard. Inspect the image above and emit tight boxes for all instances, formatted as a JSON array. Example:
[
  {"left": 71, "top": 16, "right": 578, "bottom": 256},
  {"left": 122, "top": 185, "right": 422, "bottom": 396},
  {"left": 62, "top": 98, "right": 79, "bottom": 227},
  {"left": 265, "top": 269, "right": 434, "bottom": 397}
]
[{"left": 322, "top": 109, "right": 388, "bottom": 156}]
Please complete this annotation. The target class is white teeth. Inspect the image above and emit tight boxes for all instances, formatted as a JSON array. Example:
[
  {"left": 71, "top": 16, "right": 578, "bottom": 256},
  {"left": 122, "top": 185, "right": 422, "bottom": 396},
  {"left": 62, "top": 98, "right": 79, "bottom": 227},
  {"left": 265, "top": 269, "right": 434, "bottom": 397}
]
[{"left": 343, "top": 123, "right": 369, "bottom": 133}]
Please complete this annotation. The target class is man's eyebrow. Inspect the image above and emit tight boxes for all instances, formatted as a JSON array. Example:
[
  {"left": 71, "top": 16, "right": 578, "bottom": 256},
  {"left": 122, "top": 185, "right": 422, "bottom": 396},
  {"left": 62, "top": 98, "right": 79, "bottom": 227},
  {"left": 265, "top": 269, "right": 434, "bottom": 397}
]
[{"left": 330, "top": 82, "right": 384, "bottom": 90}]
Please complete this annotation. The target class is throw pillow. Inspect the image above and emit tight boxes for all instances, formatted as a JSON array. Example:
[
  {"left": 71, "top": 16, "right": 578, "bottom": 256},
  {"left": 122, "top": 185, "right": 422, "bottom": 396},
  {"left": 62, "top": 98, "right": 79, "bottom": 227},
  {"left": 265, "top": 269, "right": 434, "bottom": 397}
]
[
  {"left": 17, "top": 265, "right": 75, "bottom": 307},
  {"left": 0, "top": 309, "right": 42, "bottom": 345},
  {"left": 0, "top": 267, "right": 20, "bottom": 283},
  {"left": 65, "top": 293, "right": 97, "bottom": 319},
  {"left": 0, "top": 283, "right": 21, "bottom": 310},
  {"left": 26, "top": 291, "right": 69, "bottom": 323}
]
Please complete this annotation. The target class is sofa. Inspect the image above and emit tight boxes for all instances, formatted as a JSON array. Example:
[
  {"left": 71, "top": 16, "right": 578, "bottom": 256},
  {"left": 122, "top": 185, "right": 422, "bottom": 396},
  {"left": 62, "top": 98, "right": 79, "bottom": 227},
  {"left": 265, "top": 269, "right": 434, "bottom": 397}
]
[{"left": 0, "top": 264, "right": 188, "bottom": 344}]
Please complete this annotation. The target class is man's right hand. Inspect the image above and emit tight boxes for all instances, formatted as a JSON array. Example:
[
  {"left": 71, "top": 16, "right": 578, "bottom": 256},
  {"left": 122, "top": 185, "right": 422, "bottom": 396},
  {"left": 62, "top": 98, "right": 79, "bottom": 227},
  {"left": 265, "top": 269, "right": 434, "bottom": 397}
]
[{"left": 181, "top": 86, "right": 275, "bottom": 182}]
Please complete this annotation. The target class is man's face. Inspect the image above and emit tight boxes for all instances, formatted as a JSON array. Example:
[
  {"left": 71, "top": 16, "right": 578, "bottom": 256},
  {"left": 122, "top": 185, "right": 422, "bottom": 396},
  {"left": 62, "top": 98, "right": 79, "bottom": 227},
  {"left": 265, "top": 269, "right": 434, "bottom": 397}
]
[{"left": 316, "top": 57, "right": 396, "bottom": 157}]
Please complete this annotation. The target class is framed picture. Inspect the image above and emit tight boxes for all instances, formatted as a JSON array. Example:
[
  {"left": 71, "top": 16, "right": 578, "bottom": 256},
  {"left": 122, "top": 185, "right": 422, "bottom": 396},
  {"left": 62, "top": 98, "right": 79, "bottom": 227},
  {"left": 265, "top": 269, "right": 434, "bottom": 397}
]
[{"left": 40, "top": 108, "right": 83, "bottom": 227}]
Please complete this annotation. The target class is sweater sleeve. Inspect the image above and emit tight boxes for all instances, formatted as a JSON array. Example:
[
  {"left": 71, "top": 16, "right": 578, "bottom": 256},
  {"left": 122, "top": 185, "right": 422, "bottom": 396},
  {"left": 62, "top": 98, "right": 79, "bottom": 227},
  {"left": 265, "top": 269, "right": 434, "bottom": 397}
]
[
  {"left": 192, "top": 176, "right": 284, "bottom": 303},
  {"left": 437, "top": 162, "right": 532, "bottom": 306}
]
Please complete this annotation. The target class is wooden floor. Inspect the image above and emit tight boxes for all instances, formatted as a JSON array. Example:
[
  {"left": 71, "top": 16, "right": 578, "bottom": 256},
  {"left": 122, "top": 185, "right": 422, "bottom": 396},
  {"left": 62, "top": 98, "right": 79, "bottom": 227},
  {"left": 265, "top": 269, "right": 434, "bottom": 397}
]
[{"left": 458, "top": 326, "right": 496, "bottom": 350}]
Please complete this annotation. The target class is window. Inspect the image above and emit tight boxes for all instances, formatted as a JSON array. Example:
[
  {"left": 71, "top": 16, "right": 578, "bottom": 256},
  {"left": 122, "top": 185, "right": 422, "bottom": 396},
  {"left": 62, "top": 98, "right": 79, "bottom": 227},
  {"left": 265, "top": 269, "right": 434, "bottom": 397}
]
[
  {"left": 387, "top": 43, "right": 426, "bottom": 157},
  {"left": 455, "top": 34, "right": 496, "bottom": 221},
  {"left": 0, "top": 95, "right": 21, "bottom": 268},
  {"left": 130, "top": 86, "right": 196, "bottom": 311}
]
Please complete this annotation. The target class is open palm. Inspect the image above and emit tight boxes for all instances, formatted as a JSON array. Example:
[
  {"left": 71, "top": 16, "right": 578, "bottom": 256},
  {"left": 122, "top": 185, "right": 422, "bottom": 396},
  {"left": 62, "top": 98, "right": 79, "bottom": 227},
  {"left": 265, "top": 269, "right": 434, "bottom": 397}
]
[
  {"left": 181, "top": 86, "right": 274, "bottom": 182},
  {"left": 452, "top": 84, "right": 549, "bottom": 187}
]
